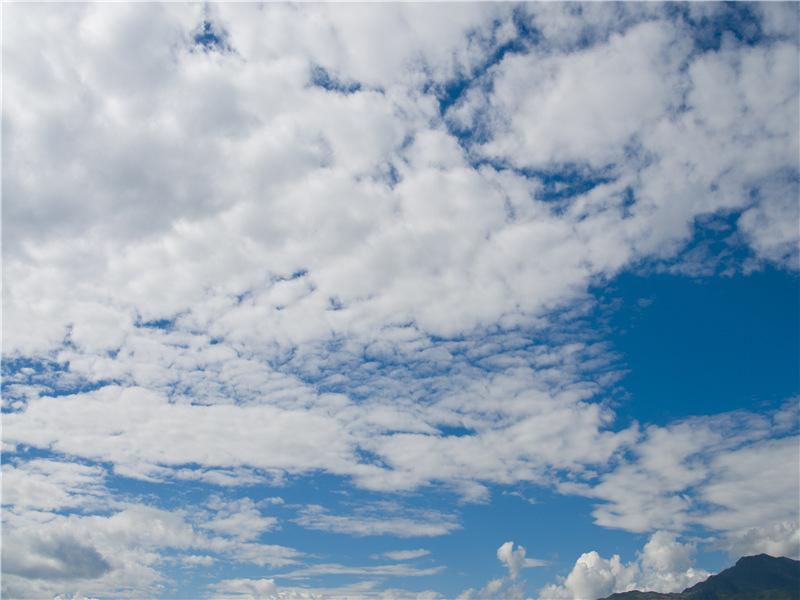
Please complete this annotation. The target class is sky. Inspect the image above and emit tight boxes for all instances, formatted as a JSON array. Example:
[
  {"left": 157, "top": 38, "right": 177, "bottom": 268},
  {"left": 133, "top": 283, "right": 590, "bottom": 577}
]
[{"left": 1, "top": 2, "right": 799, "bottom": 599}]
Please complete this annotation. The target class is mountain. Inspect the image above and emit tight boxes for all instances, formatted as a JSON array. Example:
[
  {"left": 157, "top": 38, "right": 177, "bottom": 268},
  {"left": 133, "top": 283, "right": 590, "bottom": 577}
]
[{"left": 598, "top": 554, "right": 800, "bottom": 600}]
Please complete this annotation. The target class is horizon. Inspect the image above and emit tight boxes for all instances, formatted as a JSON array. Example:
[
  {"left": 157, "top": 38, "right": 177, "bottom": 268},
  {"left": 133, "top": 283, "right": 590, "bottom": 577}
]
[{"left": 2, "top": 2, "right": 799, "bottom": 599}]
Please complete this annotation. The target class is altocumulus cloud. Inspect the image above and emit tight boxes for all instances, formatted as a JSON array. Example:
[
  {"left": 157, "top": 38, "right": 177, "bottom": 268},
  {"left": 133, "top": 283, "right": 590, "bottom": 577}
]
[{"left": 2, "top": 2, "right": 798, "bottom": 599}]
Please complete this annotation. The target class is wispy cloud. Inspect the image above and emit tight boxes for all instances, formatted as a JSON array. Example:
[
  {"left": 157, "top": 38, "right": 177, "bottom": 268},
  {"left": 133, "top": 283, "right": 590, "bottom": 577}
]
[
  {"left": 374, "top": 549, "right": 431, "bottom": 561},
  {"left": 294, "top": 504, "right": 460, "bottom": 538}
]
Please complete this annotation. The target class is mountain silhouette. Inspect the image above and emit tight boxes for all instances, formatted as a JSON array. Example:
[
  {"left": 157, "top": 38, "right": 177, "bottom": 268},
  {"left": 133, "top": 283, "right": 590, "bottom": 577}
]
[{"left": 597, "top": 554, "right": 799, "bottom": 600}]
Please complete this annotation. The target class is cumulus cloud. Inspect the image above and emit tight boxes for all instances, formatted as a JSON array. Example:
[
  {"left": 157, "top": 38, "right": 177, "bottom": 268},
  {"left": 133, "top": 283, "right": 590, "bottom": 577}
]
[{"left": 538, "top": 531, "right": 709, "bottom": 600}]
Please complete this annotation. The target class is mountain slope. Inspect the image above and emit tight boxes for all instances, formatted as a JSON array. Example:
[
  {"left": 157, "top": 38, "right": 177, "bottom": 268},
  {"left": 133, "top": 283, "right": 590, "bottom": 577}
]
[{"left": 598, "top": 554, "right": 799, "bottom": 600}]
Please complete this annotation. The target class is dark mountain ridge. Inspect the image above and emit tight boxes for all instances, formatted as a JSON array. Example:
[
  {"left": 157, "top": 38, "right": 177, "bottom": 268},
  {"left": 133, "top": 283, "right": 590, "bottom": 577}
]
[{"left": 597, "top": 554, "right": 799, "bottom": 600}]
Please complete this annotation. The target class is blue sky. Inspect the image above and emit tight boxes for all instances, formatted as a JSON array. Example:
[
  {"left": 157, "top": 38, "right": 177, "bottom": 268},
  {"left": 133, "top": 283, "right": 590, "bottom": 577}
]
[{"left": 2, "top": 3, "right": 798, "bottom": 599}]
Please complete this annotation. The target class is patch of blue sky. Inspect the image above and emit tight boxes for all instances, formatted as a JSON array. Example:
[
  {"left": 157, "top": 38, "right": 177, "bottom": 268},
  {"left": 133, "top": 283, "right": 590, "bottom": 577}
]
[
  {"left": 433, "top": 9, "right": 539, "bottom": 121},
  {"left": 192, "top": 20, "right": 231, "bottom": 54},
  {"left": 309, "top": 65, "right": 363, "bottom": 95},
  {"left": 445, "top": 489, "right": 629, "bottom": 589},
  {"left": 672, "top": 1, "right": 768, "bottom": 53},
  {"left": 435, "top": 16, "right": 534, "bottom": 112},
  {"left": 0, "top": 356, "right": 109, "bottom": 404},
  {"left": 136, "top": 316, "right": 179, "bottom": 331},
  {"left": 0, "top": 445, "right": 63, "bottom": 466},
  {"left": 595, "top": 265, "right": 799, "bottom": 427}
]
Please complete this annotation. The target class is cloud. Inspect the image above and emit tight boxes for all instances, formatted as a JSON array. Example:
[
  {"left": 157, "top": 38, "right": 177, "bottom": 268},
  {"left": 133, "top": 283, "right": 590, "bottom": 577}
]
[
  {"left": 294, "top": 504, "right": 460, "bottom": 538},
  {"left": 496, "top": 542, "right": 549, "bottom": 580},
  {"left": 456, "top": 578, "right": 504, "bottom": 600},
  {"left": 0, "top": 496, "right": 301, "bottom": 599},
  {"left": 198, "top": 496, "right": 279, "bottom": 542},
  {"left": 207, "top": 577, "right": 442, "bottom": 600},
  {"left": 1, "top": 505, "right": 194, "bottom": 598},
  {"left": 717, "top": 521, "right": 800, "bottom": 561},
  {"left": 560, "top": 404, "right": 799, "bottom": 550},
  {"left": 456, "top": 542, "right": 549, "bottom": 599},
  {"left": 276, "top": 562, "right": 445, "bottom": 579},
  {"left": 1, "top": 459, "right": 107, "bottom": 511},
  {"left": 3, "top": 535, "right": 111, "bottom": 582},
  {"left": 2, "top": 385, "right": 360, "bottom": 480},
  {"left": 375, "top": 549, "right": 431, "bottom": 561},
  {"left": 538, "top": 531, "right": 709, "bottom": 600},
  {"left": 2, "top": 3, "right": 798, "bottom": 597},
  {"left": 206, "top": 577, "right": 278, "bottom": 599}
]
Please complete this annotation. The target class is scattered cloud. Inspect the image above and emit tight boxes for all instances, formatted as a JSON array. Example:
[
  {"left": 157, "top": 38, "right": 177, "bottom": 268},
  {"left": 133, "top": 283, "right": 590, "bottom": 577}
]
[{"left": 2, "top": 2, "right": 797, "bottom": 598}]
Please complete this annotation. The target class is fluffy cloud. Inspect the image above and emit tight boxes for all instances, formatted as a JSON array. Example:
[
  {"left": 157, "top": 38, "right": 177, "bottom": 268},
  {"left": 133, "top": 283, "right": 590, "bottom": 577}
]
[
  {"left": 496, "top": 542, "right": 548, "bottom": 580},
  {"left": 6, "top": 3, "right": 797, "bottom": 366},
  {"left": 1, "top": 497, "right": 301, "bottom": 599},
  {"left": 199, "top": 496, "right": 279, "bottom": 541},
  {"left": 539, "top": 531, "right": 709, "bottom": 600},
  {"left": 1, "top": 459, "right": 107, "bottom": 512},
  {"left": 455, "top": 542, "right": 548, "bottom": 599}
]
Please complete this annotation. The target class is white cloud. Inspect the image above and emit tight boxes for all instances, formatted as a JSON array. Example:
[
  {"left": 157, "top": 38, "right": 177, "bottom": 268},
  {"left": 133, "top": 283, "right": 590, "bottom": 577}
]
[
  {"left": 698, "top": 436, "right": 800, "bottom": 559},
  {"left": 455, "top": 542, "right": 549, "bottom": 599},
  {"left": 2, "top": 505, "right": 193, "bottom": 598},
  {"left": 717, "top": 521, "right": 800, "bottom": 561},
  {"left": 2, "top": 3, "right": 798, "bottom": 597},
  {"left": 477, "top": 19, "right": 690, "bottom": 169},
  {"left": 376, "top": 549, "right": 431, "bottom": 561},
  {"left": 199, "top": 496, "right": 279, "bottom": 542},
  {"left": 560, "top": 405, "right": 799, "bottom": 558},
  {"left": 181, "top": 554, "right": 215, "bottom": 568},
  {"left": 1, "top": 459, "right": 107, "bottom": 512},
  {"left": 1, "top": 490, "right": 300, "bottom": 599},
  {"left": 496, "top": 542, "right": 549, "bottom": 580},
  {"left": 294, "top": 504, "right": 460, "bottom": 538},
  {"left": 456, "top": 578, "right": 504, "bottom": 600},
  {"left": 277, "top": 562, "right": 445, "bottom": 579},
  {"left": 2, "top": 385, "right": 359, "bottom": 480},
  {"left": 207, "top": 577, "right": 442, "bottom": 600},
  {"left": 538, "top": 531, "right": 708, "bottom": 600},
  {"left": 206, "top": 577, "right": 278, "bottom": 599}
]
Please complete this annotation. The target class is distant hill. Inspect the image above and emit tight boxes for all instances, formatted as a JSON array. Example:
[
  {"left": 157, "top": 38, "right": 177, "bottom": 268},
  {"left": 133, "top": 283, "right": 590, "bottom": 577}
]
[{"left": 597, "top": 554, "right": 799, "bottom": 600}]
